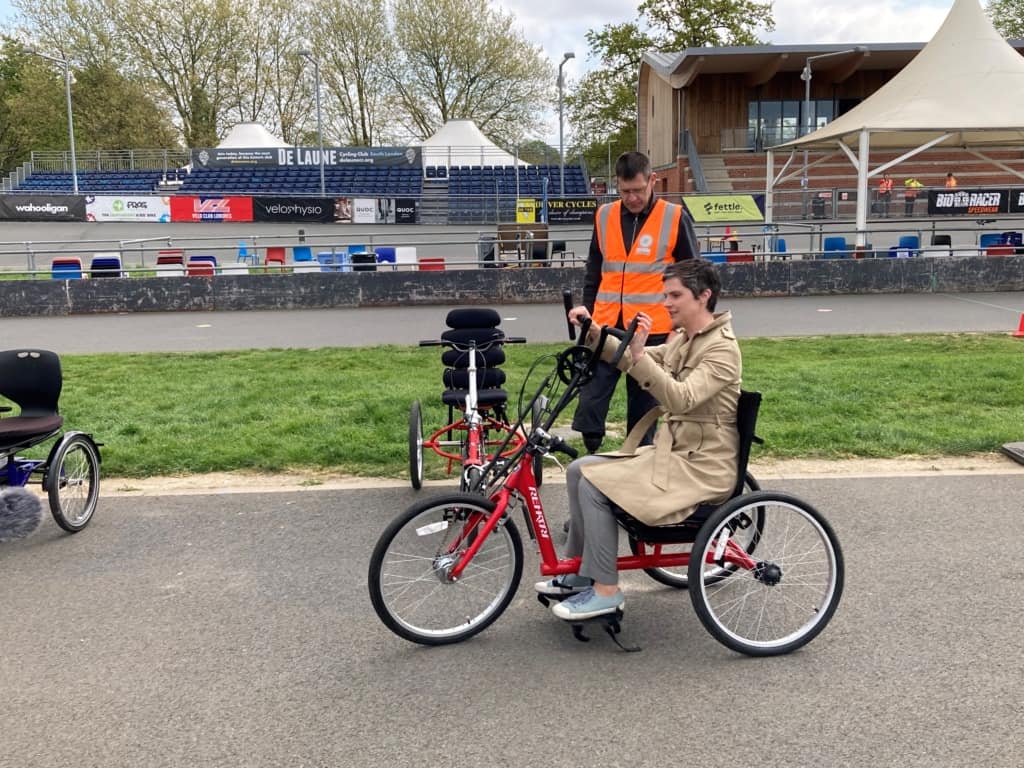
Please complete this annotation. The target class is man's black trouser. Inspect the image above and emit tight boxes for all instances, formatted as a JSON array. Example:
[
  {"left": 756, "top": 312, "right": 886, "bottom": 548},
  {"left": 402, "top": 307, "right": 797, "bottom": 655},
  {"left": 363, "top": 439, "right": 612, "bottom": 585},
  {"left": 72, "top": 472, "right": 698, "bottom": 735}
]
[{"left": 571, "top": 358, "right": 659, "bottom": 451}]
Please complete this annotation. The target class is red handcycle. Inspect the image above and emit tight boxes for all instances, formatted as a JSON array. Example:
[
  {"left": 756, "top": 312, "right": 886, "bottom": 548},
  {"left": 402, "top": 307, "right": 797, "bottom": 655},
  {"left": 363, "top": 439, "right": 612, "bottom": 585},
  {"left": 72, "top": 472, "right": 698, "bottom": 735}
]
[{"left": 369, "top": 319, "right": 844, "bottom": 655}]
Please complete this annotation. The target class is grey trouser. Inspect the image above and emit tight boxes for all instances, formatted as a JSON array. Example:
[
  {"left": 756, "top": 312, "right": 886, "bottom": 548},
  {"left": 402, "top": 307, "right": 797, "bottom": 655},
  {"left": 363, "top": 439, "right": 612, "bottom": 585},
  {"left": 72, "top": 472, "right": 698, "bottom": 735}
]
[{"left": 565, "top": 454, "right": 621, "bottom": 585}]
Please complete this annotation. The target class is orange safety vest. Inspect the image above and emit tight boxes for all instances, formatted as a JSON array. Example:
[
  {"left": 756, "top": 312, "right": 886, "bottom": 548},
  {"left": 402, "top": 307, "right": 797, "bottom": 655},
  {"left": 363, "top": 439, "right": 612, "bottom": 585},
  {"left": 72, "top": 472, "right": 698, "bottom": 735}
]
[{"left": 592, "top": 199, "right": 681, "bottom": 334}]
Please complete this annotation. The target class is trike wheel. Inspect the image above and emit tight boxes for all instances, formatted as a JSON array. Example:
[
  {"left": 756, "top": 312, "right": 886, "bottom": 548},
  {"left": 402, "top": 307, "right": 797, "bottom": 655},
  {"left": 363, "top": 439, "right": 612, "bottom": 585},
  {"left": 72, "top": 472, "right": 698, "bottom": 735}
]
[
  {"left": 687, "top": 491, "right": 844, "bottom": 656},
  {"left": 368, "top": 493, "right": 522, "bottom": 645},
  {"left": 630, "top": 473, "right": 760, "bottom": 589},
  {"left": 46, "top": 434, "right": 100, "bottom": 533},
  {"left": 408, "top": 400, "right": 424, "bottom": 490}
]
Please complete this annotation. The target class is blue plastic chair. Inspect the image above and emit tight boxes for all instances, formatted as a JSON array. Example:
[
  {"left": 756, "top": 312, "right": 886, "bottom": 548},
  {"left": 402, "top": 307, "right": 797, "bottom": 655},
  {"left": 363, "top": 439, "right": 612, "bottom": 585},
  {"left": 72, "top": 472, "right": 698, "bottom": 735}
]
[
  {"left": 50, "top": 259, "right": 82, "bottom": 279},
  {"left": 374, "top": 246, "right": 397, "bottom": 267},
  {"left": 237, "top": 241, "right": 254, "bottom": 264},
  {"left": 703, "top": 252, "right": 727, "bottom": 264},
  {"left": 293, "top": 245, "right": 313, "bottom": 262},
  {"left": 317, "top": 252, "right": 335, "bottom": 272},
  {"left": 823, "top": 237, "right": 848, "bottom": 259},
  {"left": 898, "top": 235, "right": 920, "bottom": 251}
]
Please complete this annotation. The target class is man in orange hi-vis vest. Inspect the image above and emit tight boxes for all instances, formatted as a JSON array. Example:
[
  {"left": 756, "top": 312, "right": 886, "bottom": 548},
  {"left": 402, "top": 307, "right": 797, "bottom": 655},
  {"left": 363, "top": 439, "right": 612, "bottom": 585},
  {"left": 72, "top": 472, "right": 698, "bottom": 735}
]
[{"left": 567, "top": 151, "right": 700, "bottom": 454}]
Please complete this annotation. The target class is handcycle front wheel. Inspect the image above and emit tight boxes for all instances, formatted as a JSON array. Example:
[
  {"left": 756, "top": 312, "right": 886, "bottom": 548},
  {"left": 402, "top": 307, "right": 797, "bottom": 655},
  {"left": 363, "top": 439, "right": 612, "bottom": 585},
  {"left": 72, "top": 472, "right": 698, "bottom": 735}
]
[
  {"left": 45, "top": 433, "right": 101, "bottom": 533},
  {"left": 368, "top": 493, "right": 523, "bottom": 645},
  {"left": 687, "top": 491, "right": 844, "bottom": 657},
  {"left": 628, "top": 472, "right": 761, "bottom": 590},
  {"left": 408, "top": 400, "right": 424, "bottom": 490}
]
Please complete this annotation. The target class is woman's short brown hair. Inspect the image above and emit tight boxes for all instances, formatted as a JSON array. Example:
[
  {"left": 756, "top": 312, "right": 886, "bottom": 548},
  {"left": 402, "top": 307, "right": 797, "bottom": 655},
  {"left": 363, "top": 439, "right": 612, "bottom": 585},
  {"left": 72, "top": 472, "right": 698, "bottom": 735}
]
[{"left": 663, "top": 259, "right": 722, "bottom": 311}]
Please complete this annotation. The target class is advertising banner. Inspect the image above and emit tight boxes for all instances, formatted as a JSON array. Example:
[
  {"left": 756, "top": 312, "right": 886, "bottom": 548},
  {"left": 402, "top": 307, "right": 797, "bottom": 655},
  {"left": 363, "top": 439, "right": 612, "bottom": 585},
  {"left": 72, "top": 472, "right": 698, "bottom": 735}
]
[
  {"left": 1005, "top": 189, "right": 1024, "bottom": 214},
  {"left": 253, "top": 197, "right": 334, "bottom": 223},
  {"left": 547, "top": 197, "right": 598, "bottom": 224},
  {"left": 169, "top": 196, "right": 254, "bottom": 222},
  {"left": 394, "top": 198, "right": 418, "bottom": 224},
  {"left": 352, "top": 198, "right": 377, "bottom": 224},
  {"left": 0, "top": 194, "right": 86, "bottom": 222},
  {"left": 682, "top": 194, "right": 765, "bottom": 223},
  {"left": 85, "top": 195, "right": 170, "bottom": 222},
  {"left": 516, "top": 198, "right": 537, "bottom": 223},
  {"left": 191, "top": 146, "right": 421, "bottom": 169},
  {"left": 928, "top": 188, "right": 1009, "bottom": 216}
]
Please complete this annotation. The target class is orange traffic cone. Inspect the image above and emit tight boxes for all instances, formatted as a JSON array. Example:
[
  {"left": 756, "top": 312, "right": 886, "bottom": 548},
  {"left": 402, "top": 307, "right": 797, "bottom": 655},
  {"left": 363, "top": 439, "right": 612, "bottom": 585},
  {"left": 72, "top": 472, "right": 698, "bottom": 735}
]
[{"left": 1014, "top": 313, "right": 1024, "bottom": 337}]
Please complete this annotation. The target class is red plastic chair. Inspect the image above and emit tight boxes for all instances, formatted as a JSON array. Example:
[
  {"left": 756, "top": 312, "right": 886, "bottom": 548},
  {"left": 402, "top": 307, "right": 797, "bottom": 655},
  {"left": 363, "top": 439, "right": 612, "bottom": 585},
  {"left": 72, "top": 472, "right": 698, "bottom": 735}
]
[{"left": 418, "top": 257, "right": 446, "bottom": 271}]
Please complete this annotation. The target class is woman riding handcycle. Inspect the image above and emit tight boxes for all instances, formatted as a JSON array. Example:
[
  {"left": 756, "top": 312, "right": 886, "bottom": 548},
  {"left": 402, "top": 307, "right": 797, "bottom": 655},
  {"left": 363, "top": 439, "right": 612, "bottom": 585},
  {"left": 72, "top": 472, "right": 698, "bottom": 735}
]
[{"left": 368, "top": 260, "right": 844, "bottom": 655}]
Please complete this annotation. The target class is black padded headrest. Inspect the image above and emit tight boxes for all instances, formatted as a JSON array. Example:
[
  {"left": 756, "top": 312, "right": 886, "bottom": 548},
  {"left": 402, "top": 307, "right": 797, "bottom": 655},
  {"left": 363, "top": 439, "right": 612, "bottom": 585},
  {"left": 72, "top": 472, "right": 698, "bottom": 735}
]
[{"left": 446, "top": 308, "right": 501, "bottom": 329}]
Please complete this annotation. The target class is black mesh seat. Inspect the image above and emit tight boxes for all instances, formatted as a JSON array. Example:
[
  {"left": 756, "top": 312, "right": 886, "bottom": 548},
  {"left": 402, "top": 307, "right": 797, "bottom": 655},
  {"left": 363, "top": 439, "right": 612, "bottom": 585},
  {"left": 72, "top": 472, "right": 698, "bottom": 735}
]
[
  {"left": 612, "top": 391, "right": 763, "bottom": 544},
  {"left": 439, "top": 309, "right": 509, "bottom": 416},
  {"left": 0, "top": 349, "right": 65, "bottom": 451}
]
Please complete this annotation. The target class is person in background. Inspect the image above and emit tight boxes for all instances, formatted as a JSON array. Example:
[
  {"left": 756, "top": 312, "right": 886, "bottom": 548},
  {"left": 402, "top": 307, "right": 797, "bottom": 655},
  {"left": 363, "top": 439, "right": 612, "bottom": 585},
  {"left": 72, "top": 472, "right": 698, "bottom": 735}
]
[
  {"left": 567, "top": 151, "right": 700, "bottom": 455},
  {"left": 903, "top": 177, "right": 924, "bottom": 216},
  {"left": 877, "top": 172, "right": 894, "bottom": 217},
  {"left": 946, "top": 172, "right": 958, "bottom": 188}
]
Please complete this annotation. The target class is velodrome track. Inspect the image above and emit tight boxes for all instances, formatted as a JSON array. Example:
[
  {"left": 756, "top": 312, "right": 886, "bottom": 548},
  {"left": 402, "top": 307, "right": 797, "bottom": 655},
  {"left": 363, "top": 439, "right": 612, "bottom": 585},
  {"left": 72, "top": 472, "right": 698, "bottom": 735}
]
[
  {"left": 3, "top": 223, "right": 1024, "bottom": 767},
  {"left": 5, "top": 291, "right": 1024, "bottom": 353}
]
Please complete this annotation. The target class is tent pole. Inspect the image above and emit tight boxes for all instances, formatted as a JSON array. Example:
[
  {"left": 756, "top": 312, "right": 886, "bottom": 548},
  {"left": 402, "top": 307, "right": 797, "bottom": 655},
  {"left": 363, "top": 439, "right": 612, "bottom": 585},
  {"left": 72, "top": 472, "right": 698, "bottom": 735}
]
[{"left": 856, "top": 130, "right": 869, "bottom": 247}]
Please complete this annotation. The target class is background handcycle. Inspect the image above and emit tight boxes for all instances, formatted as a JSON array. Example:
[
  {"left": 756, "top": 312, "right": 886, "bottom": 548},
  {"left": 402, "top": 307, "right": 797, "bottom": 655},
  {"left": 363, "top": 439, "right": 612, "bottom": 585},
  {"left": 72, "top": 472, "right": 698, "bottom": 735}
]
[
  {"left": 371, "top": 317, "right": 844, "bottom": 656},
  {"left": 0, "top": 349, "right": 101, "bottom": 539},
  {"left": 408, "top": 307, "right": 542, "bottom": 492}
]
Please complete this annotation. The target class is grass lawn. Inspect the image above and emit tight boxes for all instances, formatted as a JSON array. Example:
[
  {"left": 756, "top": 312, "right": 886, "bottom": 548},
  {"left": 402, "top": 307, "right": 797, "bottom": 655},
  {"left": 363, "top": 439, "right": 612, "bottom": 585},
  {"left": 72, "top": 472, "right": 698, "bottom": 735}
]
[{"left": 22, "top": 333, "right": 1024, "bottom": 480}]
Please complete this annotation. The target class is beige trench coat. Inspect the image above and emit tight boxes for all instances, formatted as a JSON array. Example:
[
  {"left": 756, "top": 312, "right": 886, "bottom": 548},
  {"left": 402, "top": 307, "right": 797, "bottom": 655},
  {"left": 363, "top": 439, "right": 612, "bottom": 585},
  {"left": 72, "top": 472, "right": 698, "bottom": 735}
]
[{"left": 580, "top": 311, "right": 741, "bottom": 525}]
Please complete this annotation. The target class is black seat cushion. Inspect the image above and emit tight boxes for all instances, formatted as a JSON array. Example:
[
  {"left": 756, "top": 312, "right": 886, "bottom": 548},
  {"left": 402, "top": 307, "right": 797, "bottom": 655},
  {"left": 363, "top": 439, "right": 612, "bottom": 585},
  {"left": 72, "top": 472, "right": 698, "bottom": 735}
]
[
  {"left": 441, "top": 388, "right": 508, "bottom": 408},
  {"left": 0, "top": 414, "right": 64, "bottom": 449},
  {"left": 442, "top": 368, "right": 506, "bottom": 389},
  {"left": 442, "top": 346, "right": 505, "bottom": 368},
  {"left": 441, "top": 327, "right": 505, "bottom": 347}
]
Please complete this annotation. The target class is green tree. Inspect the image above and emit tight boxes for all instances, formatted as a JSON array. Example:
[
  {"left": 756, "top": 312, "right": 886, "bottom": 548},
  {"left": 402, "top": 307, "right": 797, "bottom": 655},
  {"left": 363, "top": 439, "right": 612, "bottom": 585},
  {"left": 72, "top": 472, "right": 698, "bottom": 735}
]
[
  {"left": 388, "top": 0, "right": 552, "bottom": 145},
  {"left": 987, "top": 0, "right": 1024, "bottom": 38},
  {"left": 567, "top": 0, "right": 774, "bottom": 172},
  {"left": 71, "top": 63, "right": 179, "bottom": 149}
]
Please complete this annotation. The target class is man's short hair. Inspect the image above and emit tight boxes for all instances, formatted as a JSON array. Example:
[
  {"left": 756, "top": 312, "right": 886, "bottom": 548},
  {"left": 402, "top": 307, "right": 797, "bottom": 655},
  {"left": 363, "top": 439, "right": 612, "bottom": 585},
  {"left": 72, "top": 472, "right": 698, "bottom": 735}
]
[
  {"left": 615, "top": 151, "right": 651, "bottom": 182},
  {"left": 663, "top": 259, "right": 722, "bottom": 311}
]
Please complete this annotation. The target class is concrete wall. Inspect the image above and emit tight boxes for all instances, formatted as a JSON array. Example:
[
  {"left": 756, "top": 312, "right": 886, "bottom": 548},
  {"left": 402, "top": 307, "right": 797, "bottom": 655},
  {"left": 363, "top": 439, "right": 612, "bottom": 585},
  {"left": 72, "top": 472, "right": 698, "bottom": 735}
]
[{"left": 2, "top": 255, "right": 1023, "bottom": 317}]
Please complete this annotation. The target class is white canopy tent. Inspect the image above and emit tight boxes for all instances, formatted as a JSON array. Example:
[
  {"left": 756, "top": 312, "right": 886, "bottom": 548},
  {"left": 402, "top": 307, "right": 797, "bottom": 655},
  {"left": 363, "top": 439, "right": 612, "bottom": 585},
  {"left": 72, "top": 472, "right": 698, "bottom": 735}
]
[
  {"left": 418, "top": 119, "right": 527, "bottom": 167},
  {"left": 769, "top": 0, "right": 1024, "bottom": 244},
  {"left": 218, "top": 122, "right": 290, "bottom": 148}
]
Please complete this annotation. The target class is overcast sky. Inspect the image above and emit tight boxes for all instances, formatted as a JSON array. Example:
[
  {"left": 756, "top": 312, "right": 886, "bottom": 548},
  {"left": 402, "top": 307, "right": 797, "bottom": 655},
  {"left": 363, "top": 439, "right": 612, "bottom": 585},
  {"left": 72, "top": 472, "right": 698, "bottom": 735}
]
[{"left": 0, "top": 0, "right": 959, "bottom": 143}]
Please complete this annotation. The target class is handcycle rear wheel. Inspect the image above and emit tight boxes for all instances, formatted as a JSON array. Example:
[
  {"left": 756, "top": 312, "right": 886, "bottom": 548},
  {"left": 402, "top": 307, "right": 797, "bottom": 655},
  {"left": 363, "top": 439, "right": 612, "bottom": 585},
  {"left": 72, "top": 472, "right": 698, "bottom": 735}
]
[
  {"left": 368, "top": 493, "right": 522, "bottom": 645},
  {"left": 45, "top": 433, "right": 100, "bottom": 533},
  {"left": 628, "top": 473, "right": 761, "bottom": 590},
  {"left": 408, "top": 400, "right": 424, "bottom": 490},
  {"left": 687, "top": 491, "right": 844, "bottom": 656}
]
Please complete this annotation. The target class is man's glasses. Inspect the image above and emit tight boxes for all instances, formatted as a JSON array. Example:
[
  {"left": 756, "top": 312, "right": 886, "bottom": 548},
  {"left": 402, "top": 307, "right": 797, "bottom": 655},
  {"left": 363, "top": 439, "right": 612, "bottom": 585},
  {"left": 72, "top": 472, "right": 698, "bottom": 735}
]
[{"left": 618, "top": 176, "right": 652, "bottom": 199}]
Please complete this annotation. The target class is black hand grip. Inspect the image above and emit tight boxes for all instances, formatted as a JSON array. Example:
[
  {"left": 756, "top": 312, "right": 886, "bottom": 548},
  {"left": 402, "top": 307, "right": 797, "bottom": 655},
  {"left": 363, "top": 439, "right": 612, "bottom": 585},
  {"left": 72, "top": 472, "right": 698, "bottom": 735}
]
[
  {"left": 552, "top": 436, "right": 579, "bottom": 460},
  {"left": 562, "top": 289, "right": 576, "bottom": 341},
  {"left": 505, "top": 336, "right": 527, "bottom": 344},
  {"left": 577, "top": 318, "right": 592, "bottom": 346},
  {"left": 418, "top": 339, "right": 443, "bottom": 347},
  {"left": 609, "top": 315, "right": 640, "bottom": 367}
]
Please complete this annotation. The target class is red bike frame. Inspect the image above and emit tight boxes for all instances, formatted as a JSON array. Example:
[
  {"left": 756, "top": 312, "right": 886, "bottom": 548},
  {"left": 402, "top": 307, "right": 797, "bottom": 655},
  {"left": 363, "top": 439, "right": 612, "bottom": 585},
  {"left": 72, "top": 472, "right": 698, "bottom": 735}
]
[{"left": 446, "top": 447, "right": 757, "bottom": 582}]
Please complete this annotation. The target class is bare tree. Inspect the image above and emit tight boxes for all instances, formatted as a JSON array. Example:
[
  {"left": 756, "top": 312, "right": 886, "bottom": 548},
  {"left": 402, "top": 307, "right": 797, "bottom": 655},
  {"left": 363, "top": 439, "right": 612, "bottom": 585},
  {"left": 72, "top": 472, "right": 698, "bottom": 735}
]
[
  {"left": 302, "top": 0, "right": 397, "bottom": 146},
  {"left": 388, "top": 0, "right": 552, "bottom": 144}
]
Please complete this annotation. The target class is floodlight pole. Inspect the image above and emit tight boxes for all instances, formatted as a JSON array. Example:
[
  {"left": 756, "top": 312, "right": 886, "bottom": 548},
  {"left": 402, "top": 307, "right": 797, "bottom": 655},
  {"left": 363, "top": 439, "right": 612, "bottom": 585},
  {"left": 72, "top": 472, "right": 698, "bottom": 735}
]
[
  {"left": 801, "top": 47, "right": 868, "bottom": 194},
  {"left": 298, "top": 49, "right": 325, "bottom": 197},
  {"left": 29, "top": 49, "right": 78, "bottom": 194},
  {"left": 558, "top": 51, "right": 575, "bottom": 198}
]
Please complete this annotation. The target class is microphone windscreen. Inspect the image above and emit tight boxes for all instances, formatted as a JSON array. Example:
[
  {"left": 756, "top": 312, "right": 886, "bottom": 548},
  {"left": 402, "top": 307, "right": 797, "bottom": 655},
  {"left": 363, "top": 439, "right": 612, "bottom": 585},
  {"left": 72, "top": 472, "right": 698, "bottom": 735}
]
[{"left": 0, "top": 487, "right": 45, "bottom": 542}]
